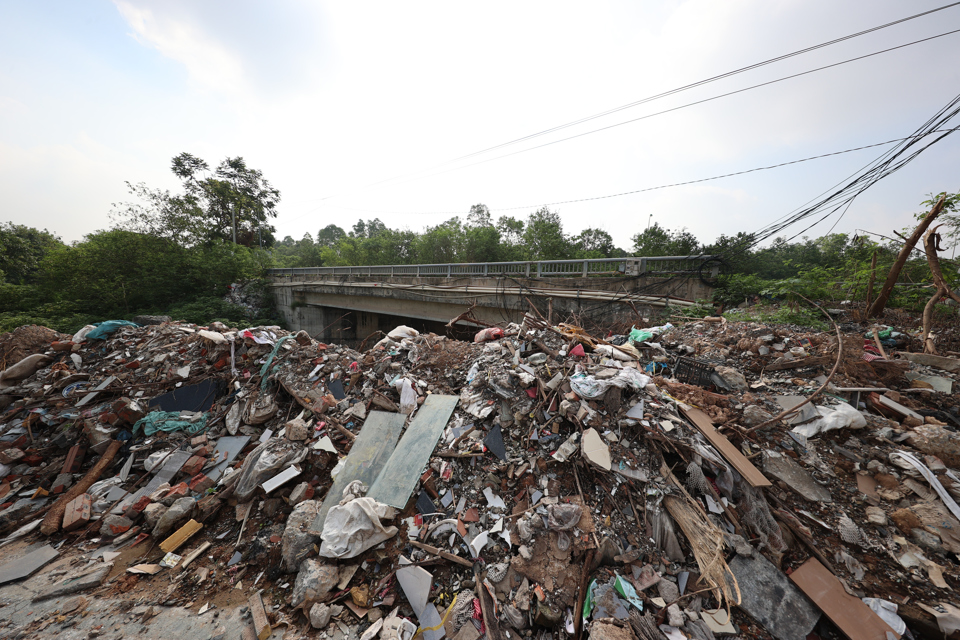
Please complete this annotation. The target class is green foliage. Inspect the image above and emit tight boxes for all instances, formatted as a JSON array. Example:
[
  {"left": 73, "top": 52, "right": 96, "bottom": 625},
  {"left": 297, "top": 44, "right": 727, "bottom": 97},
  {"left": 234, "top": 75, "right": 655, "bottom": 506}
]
[
  {"left": 164, "top": 297, "right": 251, "bottom": 325},
  {"left": 712, "top": 273, "right": 770, "bottom": 306},
  {"left": 631, "top": 223, "right": 700, "bottom": 257},
  {"left": 0, "top": 223, "right": 64, "bottom": 284},
  {"left": 112, "top": 152, "right": 280, "bottom": 248},
  {"left": 724, "top": 304, "right": 828, "bottom": 331}
]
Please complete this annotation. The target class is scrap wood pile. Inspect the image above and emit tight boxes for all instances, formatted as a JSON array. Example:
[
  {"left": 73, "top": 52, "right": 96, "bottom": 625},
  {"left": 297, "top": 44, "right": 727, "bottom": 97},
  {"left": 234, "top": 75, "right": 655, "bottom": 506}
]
[{"left": 0, "top": 308, "right": 958, "bottom": 640}]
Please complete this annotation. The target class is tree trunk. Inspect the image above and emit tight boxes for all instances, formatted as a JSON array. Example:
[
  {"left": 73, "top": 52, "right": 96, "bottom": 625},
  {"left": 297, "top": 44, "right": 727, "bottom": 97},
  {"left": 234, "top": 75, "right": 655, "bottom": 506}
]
[
  {"left": 921, "top": 224, "right": 960, "bottom": 354},
  {"left": 867, "top": 195, "right": 947, "bottom": 318}
]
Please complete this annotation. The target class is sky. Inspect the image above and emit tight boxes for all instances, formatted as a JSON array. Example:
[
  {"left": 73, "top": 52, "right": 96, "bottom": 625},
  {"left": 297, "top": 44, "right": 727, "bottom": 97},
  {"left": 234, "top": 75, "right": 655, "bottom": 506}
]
[{"left": 2, "top": 0, "right": 960, "bottom": 254}]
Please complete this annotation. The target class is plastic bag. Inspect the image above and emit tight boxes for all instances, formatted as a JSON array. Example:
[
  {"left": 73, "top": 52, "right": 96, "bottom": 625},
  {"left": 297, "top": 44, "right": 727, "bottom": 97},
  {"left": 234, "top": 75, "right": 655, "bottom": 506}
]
[
  {"left": 72, "top": 324, "right": 96, "bottom": 343},
  {"left": 394, "top": 377, "right": 418, "bottom": 414},
  {"left": 387, "top": 326, "right": 420, "bottom": 340},
  {"left": 233, "top": 438, "right": 308, "bottom": 501},
  {"left": 791, "top": 402, "right": 867, "bottom": 438},
  {"left": 319, "top": 491, "right": 398, "bottom": 559},
  {"left": 474, "top": 327, "right": 504, "bottom": 343},
  {"left": 629, "top": 323, "right": 673, "bottom": 345},
  {"left": 547, "top": 503, "right": 582, "bottom": 530},
  {"left": 569, "top": 368, "right": 651, "bottom": 399}
]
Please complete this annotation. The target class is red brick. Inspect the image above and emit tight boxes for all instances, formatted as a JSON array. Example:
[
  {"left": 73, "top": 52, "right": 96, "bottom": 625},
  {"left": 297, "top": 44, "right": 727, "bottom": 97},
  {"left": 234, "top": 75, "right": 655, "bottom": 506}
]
[
  {"left": 123, "top": 495, "right": 152, "bottom": 519},
  {"left": 125, "top": 361, "right": 140, "bottom": 370},
  {"left": 61, "top": 444, "right": 86, "bottom": 474},
  {"left": 22, "top": 454, "right": 42, "bottom": 467},
  {"left": 63, "top": 494, "right": 92, "bottom": 532},
  {"left": 181, "top": 455, "right": 205, "bottom": 477},
  {"left": 164, "top": 482, "right": 190, "bottom": 500},
  {"left": 189, "top": 473, "right": 215, "bottom": 493},
  {"left": 190, "top": 435, "right": 208, "bottom": 447}
]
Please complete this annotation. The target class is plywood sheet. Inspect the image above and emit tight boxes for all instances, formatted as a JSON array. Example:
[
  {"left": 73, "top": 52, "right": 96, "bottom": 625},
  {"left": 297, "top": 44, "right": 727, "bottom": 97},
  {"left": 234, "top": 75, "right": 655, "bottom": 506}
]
[
  {"left": 369, "top": 395, "right": 458, "bottom": 509},
  {"left": 789, "top": 557, "right": 898, "bottom": 640},
  {"left": 680, "top": 406, "right": 771, "bottom": 487}
]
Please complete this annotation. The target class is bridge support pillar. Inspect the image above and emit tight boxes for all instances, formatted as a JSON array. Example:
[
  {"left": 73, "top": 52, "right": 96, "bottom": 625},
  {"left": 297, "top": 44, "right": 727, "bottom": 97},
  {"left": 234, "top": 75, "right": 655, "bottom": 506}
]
[{"left": 356, "top": 311, "right": 380, "bottom": 343}]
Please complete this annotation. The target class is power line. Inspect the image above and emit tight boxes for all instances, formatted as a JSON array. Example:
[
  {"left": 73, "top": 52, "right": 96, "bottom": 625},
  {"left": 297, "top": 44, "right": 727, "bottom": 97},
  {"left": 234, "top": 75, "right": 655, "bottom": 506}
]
[
  {"left": 367, "top": 27, "right": 960, "bottom": 191},
  {"left": 296, "top": 128, "right": 958, "bottom": 218},
  {"left": 310, "top": 3, "right": 960, "bottom": 199}
]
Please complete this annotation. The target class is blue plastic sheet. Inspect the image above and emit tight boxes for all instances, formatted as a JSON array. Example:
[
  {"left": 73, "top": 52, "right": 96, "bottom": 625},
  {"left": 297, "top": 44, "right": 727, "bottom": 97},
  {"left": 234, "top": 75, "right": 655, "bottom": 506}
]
[
  {"left": 133, "top": 411, "right": 209, "bottom": 437},
  {"left": 86, "top": 320, "right": 140, "bottom": 340}
]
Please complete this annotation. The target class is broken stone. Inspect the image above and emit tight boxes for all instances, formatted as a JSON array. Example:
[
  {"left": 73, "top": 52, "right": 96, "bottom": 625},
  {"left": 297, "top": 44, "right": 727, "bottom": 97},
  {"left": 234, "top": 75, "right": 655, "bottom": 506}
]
[
  {"left": 742, "top": 405, "right": 773, "bottom": 427},
  {"left": 291, "top": 559, "right": 339, "bottom": 609},
  {"left": 713, "top": 366, "right": 747, "bottom": 390},
  {"left": 728, "top": 551, "right": 820, "bottom": 640},
  {"left": 152, "top": 496, "right": 196, "bottom": 538},
  {"left": 282, "top": 500, "right": 320, "bottom": 573},
  {"left": 310, "top": 602, "right": 332, "bottom": 628},
  {"left": 99, "top": 515, "right": 133, "bottom": 538},
  {"left": 762, "top": 451, "right": 831, "bottom": 502}
]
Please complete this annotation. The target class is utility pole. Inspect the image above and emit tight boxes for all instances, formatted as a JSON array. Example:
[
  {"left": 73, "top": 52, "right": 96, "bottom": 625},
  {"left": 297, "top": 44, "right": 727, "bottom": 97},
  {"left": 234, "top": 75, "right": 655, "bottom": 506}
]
[{"left": 232, "top": 204, "right": 237, "bottom": 245}]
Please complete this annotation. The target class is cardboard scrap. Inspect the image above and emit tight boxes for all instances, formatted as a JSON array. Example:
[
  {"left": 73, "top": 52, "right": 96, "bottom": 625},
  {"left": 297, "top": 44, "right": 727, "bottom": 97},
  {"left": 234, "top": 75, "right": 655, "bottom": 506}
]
[{"left": 789, "top": 557, "right": 898, "bottom": 640}]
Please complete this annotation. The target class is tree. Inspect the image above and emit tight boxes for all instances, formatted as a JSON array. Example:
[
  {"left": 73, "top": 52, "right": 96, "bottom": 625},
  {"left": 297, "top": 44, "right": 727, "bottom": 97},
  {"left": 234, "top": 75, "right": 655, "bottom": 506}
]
[
  {"left": 575, "top": 228, "right": 616, "bottom": 258},
  {"left": 523, "top": 208, "right": 570, "bottom": 260},
  {"left": 112, "top": 152, "right": 280, "bottom": 247},
  {"left": 317, "top": 224, "right": 346, "bottom": 247},
  {"left": 631, "top": 223, "right": 700, "bottom": 257},
  {"left": 0, "top": 223, "right": 63, "bottom": 284},
  {"left": 464, "top": 204, "right": 501, "bottom": 262}
]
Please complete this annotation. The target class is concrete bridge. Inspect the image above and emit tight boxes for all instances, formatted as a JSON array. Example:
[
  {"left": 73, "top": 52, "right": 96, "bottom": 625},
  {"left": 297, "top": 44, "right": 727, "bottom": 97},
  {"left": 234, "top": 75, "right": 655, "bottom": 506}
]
[{"left": 267, "top": 256, "right": 718, "bottom": 344}]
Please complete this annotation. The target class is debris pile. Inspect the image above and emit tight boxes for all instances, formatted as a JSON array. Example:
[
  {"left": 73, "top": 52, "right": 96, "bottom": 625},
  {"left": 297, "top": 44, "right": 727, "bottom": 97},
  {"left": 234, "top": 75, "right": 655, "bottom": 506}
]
[{"left": 0, "top": 310, "right": 958, "bottom": 640}]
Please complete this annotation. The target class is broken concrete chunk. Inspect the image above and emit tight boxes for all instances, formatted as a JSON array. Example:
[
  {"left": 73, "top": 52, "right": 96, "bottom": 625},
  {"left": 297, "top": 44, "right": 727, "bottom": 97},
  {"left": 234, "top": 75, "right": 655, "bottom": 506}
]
[
  {"left": 713, "top": 365, "right": 747, "bottom": 390},
  {"left": 728, "top": 551, "right": 820, "bottom": 640},
  {"left": 282, "top": 499, "right": 320, "bottom": 573},
  {"left": 290, "top": 558, "right": 339, "bottom": 608},
  {"left": 762, "top": 451, "right": 831, "bottom": 502},
  {"left": 152, "top": 496, "right": 196, "bottom": 538}
]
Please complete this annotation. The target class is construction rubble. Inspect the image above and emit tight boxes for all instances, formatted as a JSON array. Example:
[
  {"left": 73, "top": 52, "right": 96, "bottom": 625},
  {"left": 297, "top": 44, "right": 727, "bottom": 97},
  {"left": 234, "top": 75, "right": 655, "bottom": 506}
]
[{"left": 0, "top": 309, "right": 959, "bottom": 640}]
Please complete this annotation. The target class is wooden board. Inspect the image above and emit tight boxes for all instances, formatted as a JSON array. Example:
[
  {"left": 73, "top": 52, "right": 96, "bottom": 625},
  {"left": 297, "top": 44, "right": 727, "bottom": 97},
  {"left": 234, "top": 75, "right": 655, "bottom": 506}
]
[
  {"left": 159, "top": 519, "right": 202, "bottom": 553},
  {"left": 789, "top": 557, "right": 898, "bottom": 640},
  {"left": 249, "top": 592, "right": 271, "bottom": 640},
  {"left": 679, "top": 406, "right": 771, "bottom": 488},
  {"left": 309, "top": 411, "right": 406, "bottom": 536},
  {"left": 369, "top": 395, "right": 459, "bottom": 509}
]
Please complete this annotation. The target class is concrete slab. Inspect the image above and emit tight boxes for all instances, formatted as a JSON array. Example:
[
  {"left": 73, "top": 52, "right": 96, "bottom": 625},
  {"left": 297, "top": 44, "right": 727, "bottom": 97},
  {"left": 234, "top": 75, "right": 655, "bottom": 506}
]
[
  {"left": 728, "top": 551, "right": 820, "bottom": 640},
  {"left": 763, "top": 451, "right": 831, "bottom": 502},
  {"left": 0, "top": 545, "right": 58, "bottom": 585}
]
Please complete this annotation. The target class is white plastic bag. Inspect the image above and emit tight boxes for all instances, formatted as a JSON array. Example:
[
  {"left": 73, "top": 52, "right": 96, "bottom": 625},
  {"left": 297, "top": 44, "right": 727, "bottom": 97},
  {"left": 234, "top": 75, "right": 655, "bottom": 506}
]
[
  {"left": 791, "top": 402, "right": 866, "bottom": 438},
  {"left": 394, "top": 377, "right": 418, "bottom": 414},
  {"left": 387, "top": 326, "right": 419, "bottom": 340},
  {"left": 319, "top": 495, "right": 398, "bottom": 559}
]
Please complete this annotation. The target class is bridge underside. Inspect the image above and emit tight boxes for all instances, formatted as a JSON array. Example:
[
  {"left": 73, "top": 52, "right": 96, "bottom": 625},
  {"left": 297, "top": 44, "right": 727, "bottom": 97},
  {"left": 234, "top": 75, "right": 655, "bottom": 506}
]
[{"left": 271, "top": 274, "right": 711, "bottom": 345}]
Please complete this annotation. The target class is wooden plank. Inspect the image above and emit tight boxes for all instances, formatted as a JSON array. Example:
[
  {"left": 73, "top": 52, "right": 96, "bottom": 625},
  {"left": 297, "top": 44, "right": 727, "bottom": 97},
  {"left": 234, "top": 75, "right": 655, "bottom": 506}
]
[
  {"left": 789, "top": 557, "right": 898, "bottom": 640},
  {"left": 249, "top": 592, "right": 271, "bottom": 640},
  {"left": 369, "top": 395, "right": 459, "bottom": 509},
  {"left": 159, "top": 519, "right": 202, "bottom": 553},
  {"left": 308, "top": 411, "right": 406, "bottom": 535},
  {"left": 679, "top": 406, "right": 771, "bottom": 487}
]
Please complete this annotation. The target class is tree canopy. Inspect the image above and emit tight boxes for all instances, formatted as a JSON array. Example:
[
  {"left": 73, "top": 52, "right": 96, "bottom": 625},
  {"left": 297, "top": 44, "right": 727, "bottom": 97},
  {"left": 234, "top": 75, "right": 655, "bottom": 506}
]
[{"left": 112, "top": 152, "right": 280, "bottom": 248}]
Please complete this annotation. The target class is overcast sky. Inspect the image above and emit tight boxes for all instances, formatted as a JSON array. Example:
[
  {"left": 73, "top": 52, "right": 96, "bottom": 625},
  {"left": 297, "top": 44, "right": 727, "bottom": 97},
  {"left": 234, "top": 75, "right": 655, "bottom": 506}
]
[{"left": 2, "top": 1, "right": 960, "bottom": 253}]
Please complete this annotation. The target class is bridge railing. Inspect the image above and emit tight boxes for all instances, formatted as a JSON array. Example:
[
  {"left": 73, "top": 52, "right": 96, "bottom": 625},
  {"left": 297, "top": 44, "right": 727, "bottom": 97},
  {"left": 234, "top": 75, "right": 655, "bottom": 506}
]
[{"left": 266, "top": 255, "right": 717, "bottom": 279}]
